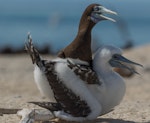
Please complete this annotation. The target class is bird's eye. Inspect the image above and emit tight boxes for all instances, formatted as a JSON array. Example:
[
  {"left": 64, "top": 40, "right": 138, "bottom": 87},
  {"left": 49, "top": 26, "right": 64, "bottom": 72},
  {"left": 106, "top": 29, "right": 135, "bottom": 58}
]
[
  {"left": 94, "top": 6, "right": 100, "bottom": 11},
  {"left": 113, "top": 54, "right": 119, "bottom": 59}
]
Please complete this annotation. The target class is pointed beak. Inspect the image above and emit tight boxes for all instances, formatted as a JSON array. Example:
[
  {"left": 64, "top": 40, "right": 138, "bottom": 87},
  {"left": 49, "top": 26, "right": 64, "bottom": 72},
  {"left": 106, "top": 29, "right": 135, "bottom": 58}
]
[
  {"left": 100, "top": 6, "right": 117, "bottom": 22},
  {"left": 101, "top": 7, "right": 117, "bottom": 15},
  {"left": 109, "top": 54, "right": 143, "bottom": 74}
]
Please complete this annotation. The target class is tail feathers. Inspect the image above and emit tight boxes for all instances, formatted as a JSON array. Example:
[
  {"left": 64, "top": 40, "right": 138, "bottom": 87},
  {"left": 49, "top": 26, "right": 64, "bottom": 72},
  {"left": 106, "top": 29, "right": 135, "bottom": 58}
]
[
  {"left": 29, "top": 102, "right": 62, "bottom": 111},
  {"left": 25, "top": 33, "right": 42, "bottom": 66}
]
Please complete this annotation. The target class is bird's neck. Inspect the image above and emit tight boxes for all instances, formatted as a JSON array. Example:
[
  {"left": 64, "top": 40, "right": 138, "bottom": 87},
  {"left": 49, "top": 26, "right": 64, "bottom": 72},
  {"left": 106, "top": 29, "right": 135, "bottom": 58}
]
[
  {"left": 93, "top": 57, "right": 113, "bottom": 76},
  {"left": 74, "top": 22, "right": 93, "bottom": 51},
  {"left": 77, "top": 17, "right": 95, "bottom": 38},
  {"left": 59, "top": 21, "right": 95, "bottom": 63},
  {"left": 95, "top": 64, "right": 113, "bottom": 76},
  {"left": 93, "top": 57, "right": 124, "bottom": 87},
  {"left": 67, "top": 20, "right": 96, "bottom": 62},
  {"left": 57, "top": 16, "right": 96, "bottom": 63},
  {"left": 74, "top": 7, "right": 96, "bottom": 50}
]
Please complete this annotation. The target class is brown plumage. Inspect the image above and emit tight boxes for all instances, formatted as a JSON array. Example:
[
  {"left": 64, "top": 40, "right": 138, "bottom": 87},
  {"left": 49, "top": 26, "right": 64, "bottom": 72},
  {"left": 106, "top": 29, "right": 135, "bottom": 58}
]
[{"left": 58, "top": 4, "right": 99, "bottom": 63}]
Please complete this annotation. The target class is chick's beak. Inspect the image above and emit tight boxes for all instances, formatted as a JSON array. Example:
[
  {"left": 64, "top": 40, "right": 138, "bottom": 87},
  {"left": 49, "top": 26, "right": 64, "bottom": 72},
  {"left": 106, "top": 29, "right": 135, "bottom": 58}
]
[{"left": 109, "top": 54, "right": 143, "bottom": 74}]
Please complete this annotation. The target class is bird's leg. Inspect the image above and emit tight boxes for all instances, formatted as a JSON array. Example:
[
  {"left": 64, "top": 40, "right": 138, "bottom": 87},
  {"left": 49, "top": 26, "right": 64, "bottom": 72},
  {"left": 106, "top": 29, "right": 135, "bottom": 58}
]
[{"left": 17, "top": 108, "right": 55, "bottom": 123}]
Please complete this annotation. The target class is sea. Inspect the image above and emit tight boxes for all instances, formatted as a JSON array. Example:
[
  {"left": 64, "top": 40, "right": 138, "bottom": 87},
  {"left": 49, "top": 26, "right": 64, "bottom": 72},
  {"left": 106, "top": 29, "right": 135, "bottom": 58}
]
[{"left": 0, "top": 0, "right": 150, "bottom": 52}]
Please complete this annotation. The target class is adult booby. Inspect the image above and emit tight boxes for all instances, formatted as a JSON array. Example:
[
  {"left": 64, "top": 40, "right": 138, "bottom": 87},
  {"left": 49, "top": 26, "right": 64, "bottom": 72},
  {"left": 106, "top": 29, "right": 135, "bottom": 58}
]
[
  {"left": 25, "top": 37, "right": 142, "bottom": 122},
  {"left": 58, "top": 3, "right": 117, "bottom": 63}
]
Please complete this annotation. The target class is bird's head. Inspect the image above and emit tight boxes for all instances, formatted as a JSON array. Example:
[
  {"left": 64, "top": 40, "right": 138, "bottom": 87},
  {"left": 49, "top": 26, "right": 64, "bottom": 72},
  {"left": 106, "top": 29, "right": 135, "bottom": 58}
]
[
  {"left": 78, "top": 4, "right": 117, "bottom": 33},
  {"left": 94, "top": 45, "right": 143, "bottom": 74},
  {"left": 81, "top": 4, "right": 117, "bottom": 24}
]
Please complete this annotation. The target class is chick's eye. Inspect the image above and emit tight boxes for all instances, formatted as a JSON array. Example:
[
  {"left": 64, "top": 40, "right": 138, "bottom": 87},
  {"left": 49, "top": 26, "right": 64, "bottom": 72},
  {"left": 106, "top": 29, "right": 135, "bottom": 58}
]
[{"left": 113, "top": 54, "right": 118, "bottom": 59}]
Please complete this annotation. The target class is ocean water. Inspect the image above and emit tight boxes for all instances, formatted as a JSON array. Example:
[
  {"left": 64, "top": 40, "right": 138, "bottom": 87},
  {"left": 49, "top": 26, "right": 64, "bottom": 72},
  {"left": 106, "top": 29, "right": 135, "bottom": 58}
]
[{"left": 0, "top": 0, "right": 150, "bottom": 52}]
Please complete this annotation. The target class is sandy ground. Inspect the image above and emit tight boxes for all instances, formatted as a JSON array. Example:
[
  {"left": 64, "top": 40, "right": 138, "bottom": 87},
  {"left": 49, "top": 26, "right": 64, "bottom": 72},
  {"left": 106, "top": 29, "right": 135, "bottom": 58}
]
[{"left": 0, "top": 44, "right": 150, "bottom": 123}]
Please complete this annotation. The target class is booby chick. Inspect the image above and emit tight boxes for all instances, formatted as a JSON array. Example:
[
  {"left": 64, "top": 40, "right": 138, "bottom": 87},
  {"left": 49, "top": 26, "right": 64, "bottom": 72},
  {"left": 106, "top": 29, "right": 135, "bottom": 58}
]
[
  {"left": 25, "top": 35, "right": 142, "bottom": 122},
  {"left": 89, "top": 45, "right": 142, "bottom": 115},
  {"left": 26, "top": 34, "right": 101, "bottom": 121}
]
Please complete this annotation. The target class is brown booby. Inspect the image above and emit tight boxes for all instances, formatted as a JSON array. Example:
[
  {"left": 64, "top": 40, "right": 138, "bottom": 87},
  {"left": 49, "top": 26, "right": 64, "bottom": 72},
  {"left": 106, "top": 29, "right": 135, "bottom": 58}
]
[{"left": 58, "top": 3, "right": 117, "bottom": 63}]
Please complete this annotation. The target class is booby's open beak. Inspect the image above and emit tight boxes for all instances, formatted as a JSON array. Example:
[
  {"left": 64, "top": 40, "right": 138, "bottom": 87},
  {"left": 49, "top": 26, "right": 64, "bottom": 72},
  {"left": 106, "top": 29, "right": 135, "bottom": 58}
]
[
  {"left": 91, "top": 6, "right": 117, "bottom": 23},
  {"left": 109, "top": 54, "right": 143, "bottom": 74},
  {"left": 100, "top": 6, "right": 117, "bottom": 22}
]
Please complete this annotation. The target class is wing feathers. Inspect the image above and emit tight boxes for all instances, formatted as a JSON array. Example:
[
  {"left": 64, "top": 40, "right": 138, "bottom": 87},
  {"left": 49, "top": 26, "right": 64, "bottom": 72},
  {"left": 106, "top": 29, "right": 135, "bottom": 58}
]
[
  {"left": 41, "top": 61, "right": 91, "bottom": 117},
  {"left": 67, "top": 60, "right": 101, "bottom": 85},
  {"left": 26, "top": 33, "right": 100, "bottom": 117}
]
